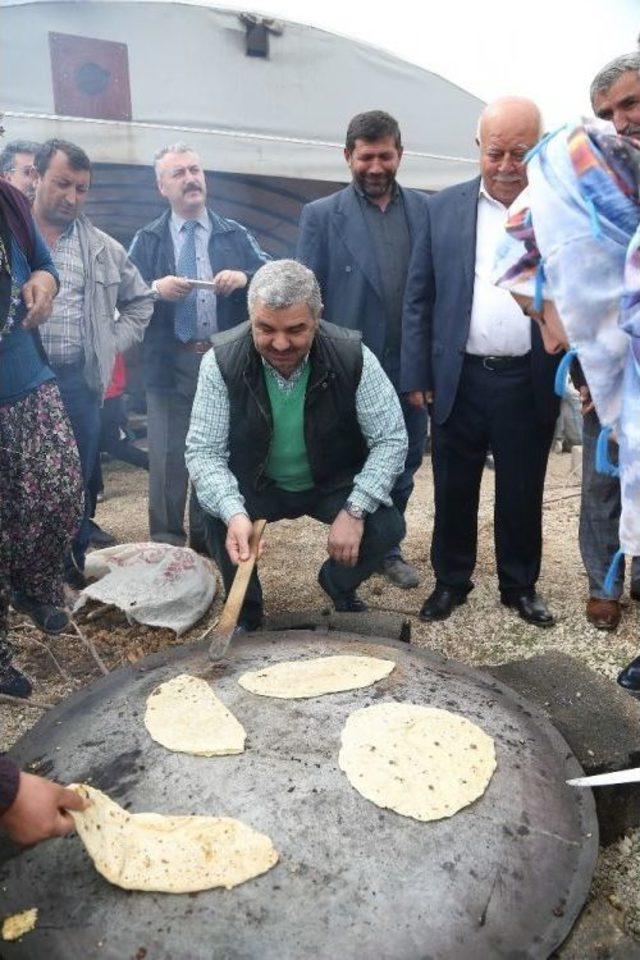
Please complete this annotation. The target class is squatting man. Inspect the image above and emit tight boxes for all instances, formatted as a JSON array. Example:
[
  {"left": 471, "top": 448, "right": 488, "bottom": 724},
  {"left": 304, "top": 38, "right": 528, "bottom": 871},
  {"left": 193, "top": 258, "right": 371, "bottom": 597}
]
[{"left": 186, "top": 259, "right": 408, "bottom": 628}]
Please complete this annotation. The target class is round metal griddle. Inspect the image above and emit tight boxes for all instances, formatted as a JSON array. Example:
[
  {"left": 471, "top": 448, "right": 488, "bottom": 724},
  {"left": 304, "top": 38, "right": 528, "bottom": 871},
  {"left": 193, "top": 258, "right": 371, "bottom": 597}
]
[{"left": 0, "top": 631, "right": 597, "bottom": 960}]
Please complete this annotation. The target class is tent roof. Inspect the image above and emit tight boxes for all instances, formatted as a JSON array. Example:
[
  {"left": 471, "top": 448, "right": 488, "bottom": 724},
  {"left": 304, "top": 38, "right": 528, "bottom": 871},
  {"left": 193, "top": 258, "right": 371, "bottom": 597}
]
[{"left": 1, "top": 0, "right": 483, "bottom": 189}]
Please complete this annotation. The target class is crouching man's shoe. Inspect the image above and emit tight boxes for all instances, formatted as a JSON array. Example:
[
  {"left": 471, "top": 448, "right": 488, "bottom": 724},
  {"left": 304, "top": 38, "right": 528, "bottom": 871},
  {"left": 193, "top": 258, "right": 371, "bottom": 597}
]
[
  {"left": 383, "top": 556, "right": 420, "bottom": 589},
  {"left": 418, "top": 586, "right": 468, "bottom": 622},
  {"left": 586, "top": 598, "right": 621, "bottom": 631},
  {"left": 318, "top": 563, "right": 368, "bottom": 613},
  {"left": 501, "top": 591, "right": 555, "bottom": 628}
]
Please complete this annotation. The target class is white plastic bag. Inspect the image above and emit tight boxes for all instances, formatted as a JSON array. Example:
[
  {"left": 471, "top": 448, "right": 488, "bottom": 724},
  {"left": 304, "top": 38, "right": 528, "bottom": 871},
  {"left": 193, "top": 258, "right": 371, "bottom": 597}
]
[{"left": 74, "top": 542, "right": 217, "bottom": 636}]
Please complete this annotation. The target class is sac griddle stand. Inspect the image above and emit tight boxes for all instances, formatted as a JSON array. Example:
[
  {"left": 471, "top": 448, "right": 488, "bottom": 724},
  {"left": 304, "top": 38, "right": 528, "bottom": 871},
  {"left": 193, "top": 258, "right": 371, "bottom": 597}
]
[{"left": 0, "top": 630, "right": 598, "bottom": 960}]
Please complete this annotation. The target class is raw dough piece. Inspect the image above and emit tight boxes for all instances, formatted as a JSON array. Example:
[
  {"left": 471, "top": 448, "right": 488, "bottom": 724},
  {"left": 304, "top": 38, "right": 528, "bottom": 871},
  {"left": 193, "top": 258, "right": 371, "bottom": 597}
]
[
  {"left": 144, "top": 674, "right": 245, "bottom": 756},
  {"left": 69, "top": 784, "right": 278, "bottom": 893},
  {"left": 2, "top": 908, "right": 38, "bottom": 941},
  {"left": 339, "top": 703, "right": 496, "bottom": 821},
  {"left": 238, "top": 654, "right": 395, "bottom": 699}
]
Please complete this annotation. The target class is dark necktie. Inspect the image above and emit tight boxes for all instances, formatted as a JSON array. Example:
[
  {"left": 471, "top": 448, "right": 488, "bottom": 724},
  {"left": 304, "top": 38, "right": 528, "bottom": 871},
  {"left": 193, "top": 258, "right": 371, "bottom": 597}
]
[{"left": 174, "top": 219, "right": 198, "bottom": 343}]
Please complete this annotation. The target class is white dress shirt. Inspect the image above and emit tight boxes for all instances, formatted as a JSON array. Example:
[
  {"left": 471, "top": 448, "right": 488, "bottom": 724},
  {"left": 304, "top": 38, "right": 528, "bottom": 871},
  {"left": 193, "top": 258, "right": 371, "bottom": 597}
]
[{"left": 466, "top": 183, "right": 531, "bottom": 357}]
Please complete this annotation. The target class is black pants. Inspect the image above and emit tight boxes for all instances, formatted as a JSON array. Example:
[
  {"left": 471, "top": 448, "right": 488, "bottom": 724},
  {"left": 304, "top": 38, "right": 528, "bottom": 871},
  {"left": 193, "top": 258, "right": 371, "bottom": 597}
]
[
  {"left": 197, "top": 484, "right": 404, "bottom": 615},
  {"left": 430, "top": 356, "right": 555, "bottom": 598}
]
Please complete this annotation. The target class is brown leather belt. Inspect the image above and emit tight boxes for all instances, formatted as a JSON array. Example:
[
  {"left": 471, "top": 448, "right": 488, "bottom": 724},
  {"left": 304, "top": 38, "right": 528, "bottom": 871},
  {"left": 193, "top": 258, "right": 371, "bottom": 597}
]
[{"left": 179, "top": 340, "right": 213, "bottom": 355}]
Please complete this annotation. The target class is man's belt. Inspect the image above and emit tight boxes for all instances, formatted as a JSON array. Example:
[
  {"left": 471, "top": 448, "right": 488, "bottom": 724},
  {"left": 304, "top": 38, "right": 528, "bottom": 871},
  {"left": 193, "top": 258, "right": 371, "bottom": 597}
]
[
  {"left": 179, "top": 340, "right": 213, "bottom": 355},
  {"left": 465, "top": 353, "right": 530, "bottom": 372}
]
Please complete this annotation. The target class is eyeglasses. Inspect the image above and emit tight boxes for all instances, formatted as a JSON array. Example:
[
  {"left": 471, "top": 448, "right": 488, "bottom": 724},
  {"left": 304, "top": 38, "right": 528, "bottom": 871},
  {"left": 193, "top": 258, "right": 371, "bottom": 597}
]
[{"left": 9, "top": 164, "right": 37, "bottom": 177}]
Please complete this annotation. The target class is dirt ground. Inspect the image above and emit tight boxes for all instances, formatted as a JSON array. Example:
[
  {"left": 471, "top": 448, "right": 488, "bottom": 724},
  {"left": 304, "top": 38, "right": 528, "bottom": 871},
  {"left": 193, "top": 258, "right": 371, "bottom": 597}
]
[{"left": 2, "top": 452, "right": 640, "bottom": 948}]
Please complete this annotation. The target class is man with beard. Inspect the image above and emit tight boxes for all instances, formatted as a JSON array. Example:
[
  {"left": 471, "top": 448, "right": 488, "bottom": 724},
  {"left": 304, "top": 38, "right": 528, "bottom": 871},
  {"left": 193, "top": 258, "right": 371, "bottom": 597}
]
[
  {"left": 129, "top": 143, "right": 269, "bottom": 547},
  {"left": 0, "top": 140, "right": 40, "bottom": 204},
  {"left": 296, "top": 111, "right": 428, "bottom": 589},
  {"left": 401, "top": 97, "right": 561, "bottom": 626},
  {"left": 575, "top": 52, "right": 640, "bottom": 631}
]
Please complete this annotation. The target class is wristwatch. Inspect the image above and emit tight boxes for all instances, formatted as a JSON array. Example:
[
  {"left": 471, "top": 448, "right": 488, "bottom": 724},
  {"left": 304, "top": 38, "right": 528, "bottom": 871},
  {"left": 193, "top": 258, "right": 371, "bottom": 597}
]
[{"left": 344, "top": 500, "right": 366, "bottom": 520}]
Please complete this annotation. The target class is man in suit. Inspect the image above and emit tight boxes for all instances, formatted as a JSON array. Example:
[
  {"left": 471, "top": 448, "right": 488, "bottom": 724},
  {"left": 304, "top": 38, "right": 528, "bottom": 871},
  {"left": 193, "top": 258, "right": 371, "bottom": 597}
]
[
  {"left": 401, "top": 97, "right": 561, "bottom": 626},
  {"left": 296, "top": 111, "right": 429, "bottom": 589},
  {"left": 129, "top": 143, "right": 268, "bottom": 547}
]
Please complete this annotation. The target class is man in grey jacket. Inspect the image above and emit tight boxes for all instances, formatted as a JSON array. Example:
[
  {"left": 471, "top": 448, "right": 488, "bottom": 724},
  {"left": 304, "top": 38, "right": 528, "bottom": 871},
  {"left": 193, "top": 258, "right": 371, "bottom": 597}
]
[{"left": 32, "top": 139, "right": 153, "bottom": 588}]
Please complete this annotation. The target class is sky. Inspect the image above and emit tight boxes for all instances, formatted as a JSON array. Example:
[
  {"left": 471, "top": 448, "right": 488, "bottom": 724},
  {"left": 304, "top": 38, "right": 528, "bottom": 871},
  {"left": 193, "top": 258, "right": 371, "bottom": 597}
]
[{"left": 221, "top": 0, "right": 639, "bottom": 127}]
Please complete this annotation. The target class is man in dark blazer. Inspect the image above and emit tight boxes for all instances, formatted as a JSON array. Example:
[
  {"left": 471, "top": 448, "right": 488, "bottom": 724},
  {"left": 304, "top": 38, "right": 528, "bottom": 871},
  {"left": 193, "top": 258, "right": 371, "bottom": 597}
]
[
  {"left": 296, "top": 111, "right": 429, "bottom": 589},
  {"left": 129, "top": 143, "right": 268, "bottom": 547},
  {"left": 401, "top": 97, "right": 562, "bottom": 626}
]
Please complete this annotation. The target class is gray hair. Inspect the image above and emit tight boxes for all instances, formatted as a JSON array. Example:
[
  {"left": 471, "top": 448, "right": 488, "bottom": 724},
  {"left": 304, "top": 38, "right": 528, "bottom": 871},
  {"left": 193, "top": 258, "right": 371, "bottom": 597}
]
[
  {"left": 590, "top": 52, "right": 640, "bottom": 108},
  {"left": 248, "top": 260, "right": 323, "bottom": 320},
  {"left": 0, "top": 139, "right": 41, "bottom": 174},
  {"left": 153, "top": 141, "right": 197, "bottom": 173}
]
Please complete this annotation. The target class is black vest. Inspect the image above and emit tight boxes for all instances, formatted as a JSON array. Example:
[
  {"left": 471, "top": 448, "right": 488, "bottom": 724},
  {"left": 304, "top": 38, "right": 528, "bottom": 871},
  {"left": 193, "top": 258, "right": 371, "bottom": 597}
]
[{"left": 213, "top": 320, "right": 369, "bottom": 496}]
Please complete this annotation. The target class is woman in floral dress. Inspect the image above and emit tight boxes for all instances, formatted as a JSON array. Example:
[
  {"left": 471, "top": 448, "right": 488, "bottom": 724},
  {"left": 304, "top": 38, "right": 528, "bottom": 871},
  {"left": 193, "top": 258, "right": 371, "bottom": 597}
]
[{"left": 0, "top": 178, "right": 83, "bottom": 698}]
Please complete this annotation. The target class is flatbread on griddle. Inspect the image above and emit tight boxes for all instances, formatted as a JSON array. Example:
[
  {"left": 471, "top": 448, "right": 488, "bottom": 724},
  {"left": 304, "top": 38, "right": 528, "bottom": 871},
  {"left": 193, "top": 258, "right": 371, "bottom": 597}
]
[
  {"left": 238, "top": 654, "right": 395, "bottom": 699},
  {"left": 338, "top": 703, "right": 496, "bottom": 821},
  {"left": 69, "top": 784, "right": 278, "bottom": 893},
  {"left": 144, "top": 674, "right": 245, "bottom": 756}
]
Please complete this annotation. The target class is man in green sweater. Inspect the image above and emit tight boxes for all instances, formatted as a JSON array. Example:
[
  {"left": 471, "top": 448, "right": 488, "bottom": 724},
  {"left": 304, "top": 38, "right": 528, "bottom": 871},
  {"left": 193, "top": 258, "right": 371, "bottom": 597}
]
[{"left": 186, "top": 259, "right": 408, "bottom": 628}]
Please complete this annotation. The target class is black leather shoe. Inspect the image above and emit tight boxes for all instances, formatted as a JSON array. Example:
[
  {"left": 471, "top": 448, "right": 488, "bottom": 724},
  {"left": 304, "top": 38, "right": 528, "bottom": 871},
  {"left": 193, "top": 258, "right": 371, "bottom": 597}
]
[
  {"left": 11, "top": 591, "right": 69, "bottom": 635},
  {"left": 318, "top": 564, "right": 368, "bottom": 613},
  {"left": 87, "top": 521, "right": 117, "bottom": 548},
  {"left": 501, "top": 592, "right": 555, "bottom": 628},
  {"left": 0, "top": 662, "right": 32, "bottom": 698},
  {"left": 236, "top": 605, "right": 264, "bottom": 633},
  {"left": 418, "top": 586, "right": 467, "bottom": 622},
  {"left": 618, "top": 656, "right": 640, "bottom": 694}
]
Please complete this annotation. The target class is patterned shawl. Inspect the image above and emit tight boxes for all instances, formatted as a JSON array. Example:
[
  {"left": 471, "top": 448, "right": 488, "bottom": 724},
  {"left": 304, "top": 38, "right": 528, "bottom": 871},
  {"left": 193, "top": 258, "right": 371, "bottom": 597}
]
[{"left": 495, "top": 120, "right": 640, "bottom": 571}]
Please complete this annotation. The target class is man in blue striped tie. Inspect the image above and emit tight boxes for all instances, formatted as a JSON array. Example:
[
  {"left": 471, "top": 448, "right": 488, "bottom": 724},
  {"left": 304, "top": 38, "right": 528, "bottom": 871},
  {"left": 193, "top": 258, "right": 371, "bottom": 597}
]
[{"left": 130, "top": 143, "right": 269, "bottom": 547}]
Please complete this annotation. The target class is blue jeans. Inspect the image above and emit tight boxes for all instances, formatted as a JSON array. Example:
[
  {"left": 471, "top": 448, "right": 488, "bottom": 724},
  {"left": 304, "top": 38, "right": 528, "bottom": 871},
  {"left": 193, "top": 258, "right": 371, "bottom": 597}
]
[
  {"left": 580, "top": 409, "right": 640, "bottom": 598},
  {"left": 52, "top": 363, "right": 101, "bottom": 573}
]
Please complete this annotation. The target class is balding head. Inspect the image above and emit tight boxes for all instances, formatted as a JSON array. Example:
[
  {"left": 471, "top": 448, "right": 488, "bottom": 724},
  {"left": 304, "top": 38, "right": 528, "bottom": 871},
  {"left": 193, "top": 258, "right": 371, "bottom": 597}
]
[{"left": 476, "top": 97, "right": 542, "bottom": 207}]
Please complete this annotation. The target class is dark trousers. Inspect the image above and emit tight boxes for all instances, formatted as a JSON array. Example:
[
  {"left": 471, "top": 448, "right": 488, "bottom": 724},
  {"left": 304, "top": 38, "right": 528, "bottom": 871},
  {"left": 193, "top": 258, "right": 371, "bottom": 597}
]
[
  {"left": 385, "top": 398, "right": 428, "bottom": 561},
  {"left": 146, "top": 350, "right": 201, "bottom": 546},
  {"left": 88, "top": 396, "right": 149, "bottom": 517},
  {"left": 52, "top": 363, "right": 101, "bottom": 572},
  {"left": 430, "top": 356, "right": 555, "bottom": 598},
  {"left": 580, "top": 409, "right": 640, "bottom": 599},
  {"left": 198, "top": 485, "right": 404, "bottom": 615}
]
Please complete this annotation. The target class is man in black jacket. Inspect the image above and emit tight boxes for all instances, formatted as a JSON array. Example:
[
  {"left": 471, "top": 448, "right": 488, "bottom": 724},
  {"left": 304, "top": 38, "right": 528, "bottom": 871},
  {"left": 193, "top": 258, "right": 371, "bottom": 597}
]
[
  {"left": 186, "top": 260, "right": 407, "bottom": 628},
  {"left": 129, "top": 143, "right": 269, "bottom": 546}
]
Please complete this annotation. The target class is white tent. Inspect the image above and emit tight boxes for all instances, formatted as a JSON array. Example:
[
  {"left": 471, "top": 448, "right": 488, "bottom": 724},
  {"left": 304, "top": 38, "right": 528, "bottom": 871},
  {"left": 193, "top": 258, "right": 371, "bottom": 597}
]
[{"left": 2, "top": 0, "right": 482, "bottom": 188}]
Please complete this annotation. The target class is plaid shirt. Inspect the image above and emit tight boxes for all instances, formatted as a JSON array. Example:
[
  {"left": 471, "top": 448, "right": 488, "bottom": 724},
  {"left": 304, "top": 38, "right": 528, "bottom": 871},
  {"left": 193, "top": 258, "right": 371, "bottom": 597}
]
[
  {"left": 186, "top": 344, "right": 408, "bottom": 523},
  {"left": 39, "top": 221, "right": 85, "bottom": 365}
]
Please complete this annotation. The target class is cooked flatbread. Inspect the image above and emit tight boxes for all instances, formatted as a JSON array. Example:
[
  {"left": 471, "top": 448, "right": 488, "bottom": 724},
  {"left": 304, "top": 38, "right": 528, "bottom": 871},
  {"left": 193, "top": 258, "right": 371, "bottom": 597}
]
[
  {"left": 69, "top": 784, "right": 278, "bottom": 893},
  {"left": 1, "top": 908, "right": 38, "bottom": 941},
  {"left": 238, "top": 654, "right": 395, "bottom": 699},
  {"left": 338, "top": 703, "right": 496, "bottom": 821},
  {"left": 144, "top": 674, "right": 245, "bottom": 756}
]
